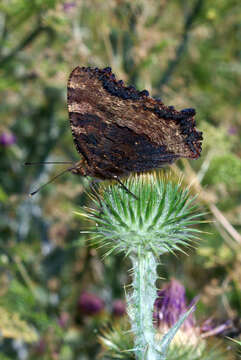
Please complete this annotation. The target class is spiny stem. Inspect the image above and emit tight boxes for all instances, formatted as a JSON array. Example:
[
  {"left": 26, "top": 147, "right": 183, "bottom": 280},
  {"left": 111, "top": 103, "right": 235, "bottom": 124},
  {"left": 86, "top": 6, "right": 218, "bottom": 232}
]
[{"left": 129, "top": 250, "right": 159, "bottom": 360}]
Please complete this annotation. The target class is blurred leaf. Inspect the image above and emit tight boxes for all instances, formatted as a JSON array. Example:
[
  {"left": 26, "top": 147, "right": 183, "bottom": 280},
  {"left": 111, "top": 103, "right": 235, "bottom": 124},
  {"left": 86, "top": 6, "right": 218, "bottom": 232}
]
[
  {"left": 204, "top": 153, "right": 241, "bottom": 188},
  {"left": 0, "top": 306, "right": 38, "bottom": 343}
]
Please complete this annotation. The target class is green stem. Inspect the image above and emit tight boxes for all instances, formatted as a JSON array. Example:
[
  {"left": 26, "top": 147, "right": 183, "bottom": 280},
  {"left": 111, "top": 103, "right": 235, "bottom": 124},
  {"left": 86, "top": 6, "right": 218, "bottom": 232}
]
[
  {"left": 14, "top": 255, "right": 36, "bottom": 297},
  {"left": 0, "top": 25, "right": 50, "bottom": 67},
  {"left": 128, "top": 250, "right": 160, "bottom": 360}
]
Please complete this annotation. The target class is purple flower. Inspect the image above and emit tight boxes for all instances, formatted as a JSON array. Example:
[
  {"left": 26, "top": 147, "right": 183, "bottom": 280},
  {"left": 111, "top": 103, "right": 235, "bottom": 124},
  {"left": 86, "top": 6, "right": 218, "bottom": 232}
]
[
  {"left": 112, "top": 299, "right": 126, "bottom": 317},
  {"left": 228, "top": 126, "right": 237, "bottom": 135},
  {"left": 78, "top": 292, "right": 105, "bottom": 316},
  {"left": 63, "top": 2, "right": 76, "bottom": 12},
  {"left": 154, "top": 278, "right": 232, "bottom": 344},
  {"left": 154, "top": 279, "right": 195, "bottom": 330},
  {"left": 0, "top": 132, "right": 16, "bottom": 147}
]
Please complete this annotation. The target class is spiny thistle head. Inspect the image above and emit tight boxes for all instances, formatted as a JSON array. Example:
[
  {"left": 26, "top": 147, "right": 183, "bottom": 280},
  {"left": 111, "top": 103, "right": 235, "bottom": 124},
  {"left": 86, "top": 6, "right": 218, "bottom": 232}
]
[{"left": 77, "top": 170, "right": 204, "bottom": 257}]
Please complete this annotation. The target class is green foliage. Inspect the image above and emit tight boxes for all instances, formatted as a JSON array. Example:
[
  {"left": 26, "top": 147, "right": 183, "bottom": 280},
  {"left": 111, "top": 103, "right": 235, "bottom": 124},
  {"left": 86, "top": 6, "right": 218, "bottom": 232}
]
[
  {"left": 204, "top": 153, "right": 241, "bottom": 188},
  {"left": 200, "top": 122, "right": 235, "bottom": 154},
  {"left": 0, "top": 279, "right": 35, "bottom": 315},
  {"left": 99, "top": 324, "right": 229, "bottom": 360},
  {"left": 0, "top": 0, "right": 240, "bottom": 358}
]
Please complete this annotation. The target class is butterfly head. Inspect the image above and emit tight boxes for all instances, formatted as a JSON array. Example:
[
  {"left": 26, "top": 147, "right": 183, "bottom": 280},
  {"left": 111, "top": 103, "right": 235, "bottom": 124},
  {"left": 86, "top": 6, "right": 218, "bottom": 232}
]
[{"left": 70, "top": 159, "right": 90, "bottom": 176}]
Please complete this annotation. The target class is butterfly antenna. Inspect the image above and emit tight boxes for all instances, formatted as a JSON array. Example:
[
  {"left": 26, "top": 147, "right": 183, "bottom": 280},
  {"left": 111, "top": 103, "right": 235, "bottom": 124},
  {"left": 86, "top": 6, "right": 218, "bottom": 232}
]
[
  {"left": 29, "top": 166, "right": 75, "bottom": 197},
  {"left": 115, "top": 177, "right": 138, "bottom": 200},
  {"left": 25, "top": 161, "right": 74, "bottom": 165}
]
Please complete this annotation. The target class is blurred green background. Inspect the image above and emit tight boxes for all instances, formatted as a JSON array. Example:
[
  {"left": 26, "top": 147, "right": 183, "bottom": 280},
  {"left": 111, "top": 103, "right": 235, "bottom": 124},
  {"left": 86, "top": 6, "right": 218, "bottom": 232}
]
[{"left": 0, "top": 0, "right": 240, "bottom": 359}]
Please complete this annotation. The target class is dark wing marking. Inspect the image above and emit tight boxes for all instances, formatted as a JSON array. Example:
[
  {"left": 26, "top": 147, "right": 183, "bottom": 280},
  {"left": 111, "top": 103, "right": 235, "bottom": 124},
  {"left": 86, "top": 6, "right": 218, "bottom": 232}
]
[{"left": 68, "top": 111, "right": 178, "bottom": 178}]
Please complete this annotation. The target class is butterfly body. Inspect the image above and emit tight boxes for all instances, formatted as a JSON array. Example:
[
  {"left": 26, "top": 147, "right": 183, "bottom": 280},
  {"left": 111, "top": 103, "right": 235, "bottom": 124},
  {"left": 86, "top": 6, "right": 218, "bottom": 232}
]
[{"left": 67, "top": 66, "right": 202, "bottom": 180}]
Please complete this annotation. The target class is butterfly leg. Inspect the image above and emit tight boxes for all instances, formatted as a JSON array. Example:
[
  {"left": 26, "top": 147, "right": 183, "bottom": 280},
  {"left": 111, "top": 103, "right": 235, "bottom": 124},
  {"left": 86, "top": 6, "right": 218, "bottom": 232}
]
[{"left": 113, "top": 176, "right": 138, "bottom": 200}]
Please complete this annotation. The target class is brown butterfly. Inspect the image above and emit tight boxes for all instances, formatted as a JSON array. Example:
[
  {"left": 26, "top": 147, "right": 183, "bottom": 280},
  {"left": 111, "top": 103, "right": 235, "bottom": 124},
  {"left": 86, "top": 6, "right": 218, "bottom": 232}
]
[
  {"left": 67, "top": 66, "right": 202, "bottom": 177},
  {"left": 27, "top": 66, "right": 202, "bottom": 196}
]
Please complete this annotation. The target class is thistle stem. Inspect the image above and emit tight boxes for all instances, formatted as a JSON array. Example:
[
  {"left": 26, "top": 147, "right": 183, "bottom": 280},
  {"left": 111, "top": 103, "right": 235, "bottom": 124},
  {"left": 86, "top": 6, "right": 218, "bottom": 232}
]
[
  {"left": 129, "top": 250, "right": 160, "bottom": 360},
  {"left": 82, "top": 173, "right": 203, "bottom": 358}
]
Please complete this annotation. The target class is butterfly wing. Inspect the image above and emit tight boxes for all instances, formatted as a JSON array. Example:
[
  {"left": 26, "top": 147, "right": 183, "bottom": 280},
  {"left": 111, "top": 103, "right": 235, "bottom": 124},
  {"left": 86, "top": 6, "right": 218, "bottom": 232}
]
[{"left": 67, "top": 67, "right": 202, "bottom": 179}]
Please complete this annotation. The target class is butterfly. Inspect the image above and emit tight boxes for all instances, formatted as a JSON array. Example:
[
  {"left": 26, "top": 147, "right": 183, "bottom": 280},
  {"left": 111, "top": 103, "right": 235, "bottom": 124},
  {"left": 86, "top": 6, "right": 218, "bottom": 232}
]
[
  {"left": 27, "top": 66, "right": 202, "bottom": 196},
  {"left": 67, "top": 66, "right": 202, "bottom": 180}
]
